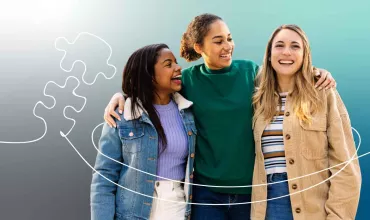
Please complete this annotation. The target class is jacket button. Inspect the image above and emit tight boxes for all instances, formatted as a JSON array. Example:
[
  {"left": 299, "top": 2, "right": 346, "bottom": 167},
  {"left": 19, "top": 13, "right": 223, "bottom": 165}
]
[
  {"left": 295, "top": 207, "right": 301, "bottom": 213},
  {"left": 189, "top": 195, "right": 193, "bottom": 200},
  {"left": 188, "top": 131, "right": 193, "bottom": 136},
  {"left": 190, "top": 153, "right": 195, "bottom": 158},
  {"left": 156, "top": 182, "right": 160, "bottom": 187},
  {"left": 289, "top": 159, "right": 295, "bottom": 164},
  {"left": 292, "top": 184, "right": 298, "bottom": 190},
  {"left": 285, "top": 134, "right": 291, "bottom": 140},
  {"left": 190, "top": 174, "right": 194, "bottom": 179},
  {"left": 285, "top": 111, "right": 290, "bottom": 116}
]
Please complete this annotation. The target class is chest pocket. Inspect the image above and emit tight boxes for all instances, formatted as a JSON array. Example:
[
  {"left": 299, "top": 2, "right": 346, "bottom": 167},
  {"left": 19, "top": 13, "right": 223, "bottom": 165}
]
[
  {"left": 119, "top": 126, "right": 144, "bottom": 153},
  {"left": 183, "top": 110, "right": 197, "bottom": 136},
  {"left": 299, "top": 116, "right": 328, "bottom": 160}
]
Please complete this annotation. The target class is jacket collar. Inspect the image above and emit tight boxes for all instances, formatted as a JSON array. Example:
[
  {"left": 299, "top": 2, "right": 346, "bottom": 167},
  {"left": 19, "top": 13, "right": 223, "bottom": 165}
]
[{"left": 123, "top": 92, "right": 193, "bottom": 121}]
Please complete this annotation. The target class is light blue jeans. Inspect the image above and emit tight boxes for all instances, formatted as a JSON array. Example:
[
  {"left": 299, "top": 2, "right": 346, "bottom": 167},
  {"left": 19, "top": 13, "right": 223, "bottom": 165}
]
[{"left": 266, "top": 172, "right": 294, "bottom": 220}]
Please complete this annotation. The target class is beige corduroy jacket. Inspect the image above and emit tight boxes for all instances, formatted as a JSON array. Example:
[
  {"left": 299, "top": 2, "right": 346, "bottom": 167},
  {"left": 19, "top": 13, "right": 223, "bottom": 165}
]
[{"left": 251, "top": 88, "right": 361, "bottom": 220}]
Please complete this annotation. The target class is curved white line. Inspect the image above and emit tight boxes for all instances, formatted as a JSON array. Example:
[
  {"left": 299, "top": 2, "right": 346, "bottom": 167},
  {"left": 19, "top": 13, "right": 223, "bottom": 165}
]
[
  {"left": 0, "top": 32, "right": 116, "bottom": 144},
  {"left": 0, "top": 76, "right": 85, "bottom": 144},
  {"left": 0, "top": 31, "right": 364, "bottom": 205},
  {"left": 60, "top": 77, "right": 87, "bottom": 136},
  {"left": 90, "top": 122, "right": 362, "bottom": 188},
  {"left": 54, "top": 32, "right": 117, "bottom": 86},
  {"left": 61, "top": 127, "right": 363, "bottom": 205}
]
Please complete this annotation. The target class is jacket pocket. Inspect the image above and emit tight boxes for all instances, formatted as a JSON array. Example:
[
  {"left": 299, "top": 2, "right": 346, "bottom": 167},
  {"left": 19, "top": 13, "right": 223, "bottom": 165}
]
[
  {"left": 119, "top": 127, "right": 144, "bottom": 153},
  {"left": 185, "top": 122, "right": 197, "bottom": 136},
  {"left": 299, "top": 116, "right": 328, "bottom": 160}
]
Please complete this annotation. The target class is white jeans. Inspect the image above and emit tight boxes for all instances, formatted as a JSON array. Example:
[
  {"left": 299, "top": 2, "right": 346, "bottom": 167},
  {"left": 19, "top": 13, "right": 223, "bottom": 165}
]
[{"left": 149, "top": 181, "right": 187, "bottom": 220}]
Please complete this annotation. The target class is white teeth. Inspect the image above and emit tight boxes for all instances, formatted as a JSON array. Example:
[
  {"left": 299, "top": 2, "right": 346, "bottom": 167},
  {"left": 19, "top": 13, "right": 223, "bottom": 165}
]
[
  {"left": 171, "top": 75, "right": 182, "bottom": 80},
  {"left": 279, "top": 60, "right": 294, "bottom": 64}
]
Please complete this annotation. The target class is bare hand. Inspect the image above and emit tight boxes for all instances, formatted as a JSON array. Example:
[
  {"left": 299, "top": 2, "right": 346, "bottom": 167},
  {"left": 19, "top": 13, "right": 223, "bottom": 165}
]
[
  {"left": 103, "top": 92, "right": 125, "bottom": 128},
  {"left": 314, "top": 68, "right": 336, "bottom": 90}
]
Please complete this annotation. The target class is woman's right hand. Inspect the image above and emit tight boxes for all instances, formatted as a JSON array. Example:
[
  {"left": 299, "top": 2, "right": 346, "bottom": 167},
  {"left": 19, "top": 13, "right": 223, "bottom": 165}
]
[{"left": 104, "top": 92, "right": 125, "bottom": 128}]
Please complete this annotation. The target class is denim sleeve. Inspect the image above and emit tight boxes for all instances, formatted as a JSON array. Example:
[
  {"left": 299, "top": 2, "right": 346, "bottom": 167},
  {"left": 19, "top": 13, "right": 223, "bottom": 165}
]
[{"left": 90, "top": 122, "right": 123, "bottom": 220}]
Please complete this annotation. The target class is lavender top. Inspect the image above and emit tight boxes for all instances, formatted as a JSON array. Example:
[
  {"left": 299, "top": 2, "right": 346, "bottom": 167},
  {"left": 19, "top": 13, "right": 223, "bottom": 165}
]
[{"left": 154, "top": 100, "right": 188, "bottom": 181}]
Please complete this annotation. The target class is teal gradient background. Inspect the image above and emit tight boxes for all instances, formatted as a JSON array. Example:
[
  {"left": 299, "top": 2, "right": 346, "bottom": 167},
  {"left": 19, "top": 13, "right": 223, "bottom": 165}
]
[{"left": 0, "top": 0, "right": 369, "bottom": 219}]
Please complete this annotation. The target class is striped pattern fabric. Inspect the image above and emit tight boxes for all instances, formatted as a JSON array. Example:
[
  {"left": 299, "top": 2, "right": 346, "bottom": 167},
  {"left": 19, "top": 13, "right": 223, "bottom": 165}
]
[{"left": 261, "top": 93, "right": 288, "bottom": 175}]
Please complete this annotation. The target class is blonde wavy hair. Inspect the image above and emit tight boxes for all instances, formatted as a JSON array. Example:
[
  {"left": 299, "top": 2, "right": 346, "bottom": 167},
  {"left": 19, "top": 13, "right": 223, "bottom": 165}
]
[{"left": 253, "top": 24, "right": 323, "bottom": 124}]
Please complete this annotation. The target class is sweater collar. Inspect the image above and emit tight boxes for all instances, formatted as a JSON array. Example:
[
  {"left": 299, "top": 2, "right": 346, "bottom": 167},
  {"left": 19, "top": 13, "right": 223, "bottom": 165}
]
[
  {"left": 203, "top": 62, "right": 233, "bottom": 74},
  {"left": 123, "top": 92, "right": 193, "bottom": 121}
]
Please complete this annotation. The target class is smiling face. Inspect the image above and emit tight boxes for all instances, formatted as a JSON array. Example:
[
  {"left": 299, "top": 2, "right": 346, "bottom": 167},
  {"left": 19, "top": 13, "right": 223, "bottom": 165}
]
[
  {"left": 153, "top": 48, "right": 182, "bottom": 95},
  {"left": 196, "top": 20, "right": 234, "bottom": 70},
  {"left": 270, "top": 29, "right": 304, "bottom": 77}
]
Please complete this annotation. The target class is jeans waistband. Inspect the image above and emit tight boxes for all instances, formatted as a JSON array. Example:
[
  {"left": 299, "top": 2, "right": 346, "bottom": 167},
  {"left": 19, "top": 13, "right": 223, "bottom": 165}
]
[
  {"left": 154, "top": 180, "right": 184, "bottom": 190},
  {"left": 267, "top": 172, "right": 288, "bottom": 183}
]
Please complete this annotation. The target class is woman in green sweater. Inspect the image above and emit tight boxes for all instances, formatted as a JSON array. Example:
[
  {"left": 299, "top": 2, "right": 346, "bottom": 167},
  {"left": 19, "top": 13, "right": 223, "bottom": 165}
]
[{"left": 103, "top": 14, "right": 335, "bottom": 220}]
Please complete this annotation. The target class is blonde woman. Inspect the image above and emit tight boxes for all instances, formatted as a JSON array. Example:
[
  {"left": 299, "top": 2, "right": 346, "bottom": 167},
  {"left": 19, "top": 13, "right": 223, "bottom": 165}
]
[{"left": 251, "top": 24, "right": 361, "bottom": 220}]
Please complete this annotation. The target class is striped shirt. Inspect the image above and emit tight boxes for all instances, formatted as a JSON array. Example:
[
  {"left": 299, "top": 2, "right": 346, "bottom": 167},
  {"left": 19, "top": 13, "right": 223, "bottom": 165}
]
[
  {"left": 261, "top": 93, "right": 288, "bottom": 175},
  {"left": 154, "top": 100, "right": 188, "bottom": 181}
]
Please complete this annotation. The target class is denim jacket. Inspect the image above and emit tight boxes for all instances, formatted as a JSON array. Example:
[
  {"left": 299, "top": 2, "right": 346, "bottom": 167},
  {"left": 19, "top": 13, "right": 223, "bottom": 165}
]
[{"left": 91, "top": 93, "right": 197, "bottom": 220}]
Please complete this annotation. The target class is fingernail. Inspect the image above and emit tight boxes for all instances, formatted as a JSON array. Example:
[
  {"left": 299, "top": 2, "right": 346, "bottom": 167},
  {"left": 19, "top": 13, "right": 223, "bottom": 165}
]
[
  {"left": 315, "top": 84, "right": 318, "bottom": 88},
  {"left": 118, "top": 118, "right": 121, "bottom": 121},
  {"left": 119, "top": 110, "right": 123, "bottom": 114},
  {"left": 113, "top": 124, "right": 116, "bottom": 128},
  {"left": 109, "top": 125, "right": 112, "bottom": 128}
]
